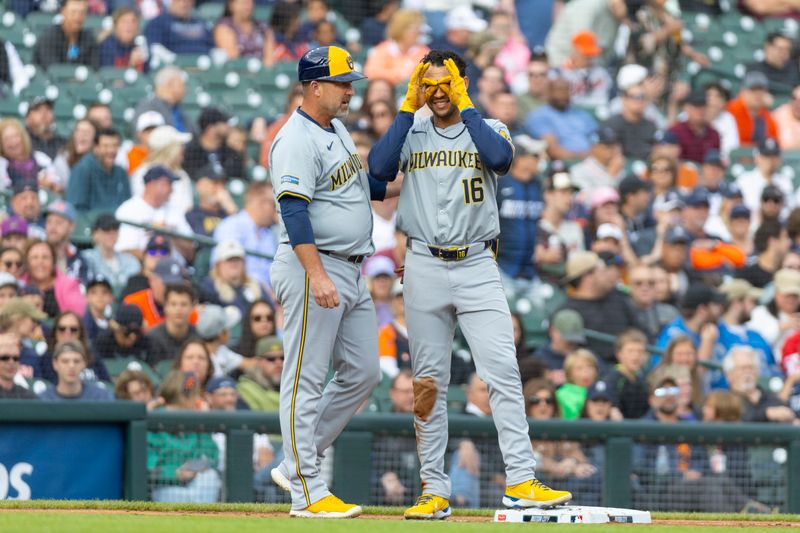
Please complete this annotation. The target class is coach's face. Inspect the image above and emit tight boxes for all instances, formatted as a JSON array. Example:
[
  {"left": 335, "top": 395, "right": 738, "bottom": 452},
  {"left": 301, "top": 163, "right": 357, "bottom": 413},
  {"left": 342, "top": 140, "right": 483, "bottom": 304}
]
[
  {"left": 315, "top": 80, "right": 354, "bottom": 119},
  {"left": 423, "top": 65, "right": 468, "bottom": 122}
]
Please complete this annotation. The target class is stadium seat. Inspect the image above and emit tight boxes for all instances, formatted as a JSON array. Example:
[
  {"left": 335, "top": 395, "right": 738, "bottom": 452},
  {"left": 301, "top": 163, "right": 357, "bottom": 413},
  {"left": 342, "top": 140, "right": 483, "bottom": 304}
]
[{"left": 154, "top": 359, "right": 175, "bottom": 379}]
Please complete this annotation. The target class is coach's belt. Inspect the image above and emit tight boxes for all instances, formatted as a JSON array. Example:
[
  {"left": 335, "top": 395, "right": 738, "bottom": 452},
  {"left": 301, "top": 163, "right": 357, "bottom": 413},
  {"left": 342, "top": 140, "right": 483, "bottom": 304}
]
[
  {"left": 409, "top": 239, "right": 497, "bottom": 261},
  {"left": 318, "top": 250, "right": 365, "bottom": 265}
]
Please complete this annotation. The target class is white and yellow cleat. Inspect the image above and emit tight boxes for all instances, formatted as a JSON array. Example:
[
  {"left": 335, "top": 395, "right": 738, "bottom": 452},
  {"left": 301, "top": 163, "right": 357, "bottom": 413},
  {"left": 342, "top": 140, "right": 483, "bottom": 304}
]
[
  {"left": 289, "top": 495, "right": 363, "bottom": 518},
  {"left": 270, "top": 467, "right": 291, "bottom": 493},
  {"left": 502, "top": 479, "right": 572, "bottom": 508},
  {"left": 404, "top": 494, "right": 452, "bottom": 520}
]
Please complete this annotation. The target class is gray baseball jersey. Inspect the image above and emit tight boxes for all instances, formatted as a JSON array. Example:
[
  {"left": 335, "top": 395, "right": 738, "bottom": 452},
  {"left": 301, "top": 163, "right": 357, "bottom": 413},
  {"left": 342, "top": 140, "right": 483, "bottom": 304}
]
[
  {"left": 397, "top": 116, "right": 510, "bottom": 245},
  {"left": 271, "top": 109, "right": 375, "bottom": 256}
]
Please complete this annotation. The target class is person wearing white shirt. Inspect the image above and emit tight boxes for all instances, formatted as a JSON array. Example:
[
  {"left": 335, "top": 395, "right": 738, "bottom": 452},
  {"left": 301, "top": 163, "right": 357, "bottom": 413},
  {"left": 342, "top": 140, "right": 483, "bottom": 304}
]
[{"left": 736, "top": 137, "right": 793, "bottom": 224}]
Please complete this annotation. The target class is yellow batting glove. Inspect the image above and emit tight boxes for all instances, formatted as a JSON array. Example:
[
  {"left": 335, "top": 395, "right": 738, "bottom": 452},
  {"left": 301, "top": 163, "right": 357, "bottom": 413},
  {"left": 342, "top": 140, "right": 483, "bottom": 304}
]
[
  {"left": 400, "top": 62, "right": 430, "bottom": 114},
  {"left": 421, "top": 76, "right": 452, "bottom": 101},
  {"left": 443, "top": 58, "right": 474, "bottom": 112}
]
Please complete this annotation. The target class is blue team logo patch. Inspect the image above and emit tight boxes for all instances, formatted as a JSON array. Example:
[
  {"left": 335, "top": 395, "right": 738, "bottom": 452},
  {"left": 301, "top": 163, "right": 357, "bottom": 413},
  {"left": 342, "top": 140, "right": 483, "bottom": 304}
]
[{"left": 281, "top": 175, "right": 300, "bottom": 185}]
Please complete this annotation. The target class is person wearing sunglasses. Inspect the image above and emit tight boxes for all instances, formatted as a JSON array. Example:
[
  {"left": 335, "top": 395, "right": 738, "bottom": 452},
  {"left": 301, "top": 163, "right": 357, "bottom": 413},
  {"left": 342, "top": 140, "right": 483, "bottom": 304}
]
[
  {"left": 736, "top": 137, "right": 791, "bottom": 223},
  {"left": 41, "top": 311, "right": 111, "bottom": 385},
  {"left": 603, "top": 82, "right": 658, "bottom": 161},
  {"left": 234, "top": 299, "right": 277, "bottom": 359},
  {"left": 0, "top": 316, "right": 38, "bottom": 399},
  {"left": 628, "top": 265, "right": 679, "bottom": 343},
  {"left": 81, "top": 214, "right": 141, "bottom": 298},
  {"left": 0, "top": 297, "right": 47, "bottom": 380},
  {"left": 237, "top": 335, "right": 284, "bottom": 412},
  {"left": 95, "top": 304, "right": 151, "bottom": 362}
]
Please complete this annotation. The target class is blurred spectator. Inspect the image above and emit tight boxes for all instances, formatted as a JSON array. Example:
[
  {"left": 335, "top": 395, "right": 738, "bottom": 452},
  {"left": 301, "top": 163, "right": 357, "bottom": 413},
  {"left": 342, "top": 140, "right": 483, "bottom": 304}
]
[
  {"left": 309, "top": 19, "right": 339, "bottom": 49},
  {"left": 474, "top": 65, "right": 508, "bottom": 116},
  {"left": 45, "top": 200, "right": 85, "bottom": 281},
  {"left": 364, "top": 256, "right": 396, "bottom": 327},
  {"left": 81, "top": 214, "right": 141, "bottom": 297},
  {"left": 21, "top": 240, "right": 85, "bottom": 318},
  {"left": 259, "top": 83, "right": 304, "bottom": 168},
  {"left": 65, "top": 128, "right": 131, "bottom": 213},
  {"left": 737, "top": 138, "right": 792, "bottom": 220},
  {"left": 362, "top": 99, "right": 397, "bottom": 139},
  {"left": 0, "top": 38, "right": 29, "bottom": 97},
  {"left": 184, "top": 108, "right": 246, "bottom": 180},
  {"left": 748, "top": 268, "right": 800, "bottom": 355},
  {"left": 116, "top": 165, "right": 194, "bottom": 260},
  {"left": 41, "top": 309, "right": 110, "bottom": 383},
  {"left": 655, "top": 283, "right": 724, "bottom": 368},
  {"left": 95, "top": 304, "right": 151, "bottom": 361},
  {"left": 655, "top": 337, "right": 705, "bottom": 411},
  {"left": 100, "top": 6, "right": 146, "bottom": 71},
  {"left": 359, "top": 0, "right": 399, "bottom": 47},
  {"left": 133, "top": 66, "right": 194, "bottom": 135},
  {"left": 0, "top": 273, "right": 18, "bottom": 308},
  {"left": 534, "top": 309, "right": 586, "bottom": 386},
  {"left": 237, "top": 335, "right": 282, "bottom": 410},
  {"left": 83, "top": 275, "right": 113, "bottom": 342},
  {"left": 115, "top": 369, "right": 158, "bottom": 409},
  {"left": 213, "top": 182, "right": 278, "bottom": 287},
  {"left": 724, "top": 346, "right": 795, "bottom": 423},
  {"left": 24, "top": 96, "right": 67, "bottom": 161},
  {"left": 544, "top": 0, "right": 626, "bottom": 66},
  {"left": 213, "top": 0, "right": 271, "bottom": 63},
  {"left": 535, "top": 171, "right": 584, "bottom": 282},
  {"left": 145, "top": 284, "right": 197, "bottom": 365},
  {"left": 601, "top": 329, "right": 650, "bottom": 419},
  {"left": 489, "top": 92, "right": 523, "bottom": 137},
  {"left": 0, "top": 245, "right": 25, "bottom": 279},
  {"left": 148, "top": 371, "right": 221, "bottom": 503},
  {"left": 560, "top": 251, "right": 643, "bottom": 365},
  {"left": 429, "top": 5, "right": 486, "bottom": 62},
  {"left": 726, "top": 71, "right": 779, "bottom": 146},
  {"left": 267, "top": 1, "right": 309, "bottom": 64},
  {"left": 517, "top": 54, "right": 549, "bottom": 118},
  {"left": 726, "top": 204, "right": 754, "bottom": 255},
  {"left": 8, "top": 181, "right": 45, "bottom": 238},
  {"left": 144, "top": 0, "right": 213, "bottom": 62},
  {"left": 583, "top": 187, "right": 621, "bottom": 249},
  {"left": 650, "top": 133, "right": 699, "bottom": 190},
  {"left": 667, "top": 89, "right": 721, "bottom": 164},
  {"left": 657, "top": 227, "right": 692, "bottom": 292},
  {"left": 363, "top": 9, "right": 429, "bottom": 85},
  {"left": 197, "top": 304, "right": 252, "bottom": 378},
  {"left": 705, "top": 82, "right": 739, "bottom": 161},
  {"left": 171, "top": 340, "right": 214, "bottom": 389},
  {"left": 0, "top": 116, "right": 59, "bottom": 189},
  {"left": 496, "top": 135, "right": 545, "bottom": 287},
  {"left": 0, "top": 297, "right": 46, "bottom": 380},
  {"left": 131, "top": 125, "right": 194, "bottom": 215},
  {"left": 38, "top": 341, "right": 114, "bottom": 400},
  {"left": 603, "top": 83, "right": 659, "bottom": 160},
  {"left": 206, "top": 376, "right": 246, "bottom": 411},
  {"left": 736, "top": 219, "right": 790, "bottom": 288},
  {"left": 200, "top": 241, "right": 268, "bottom": 316},
  {"left": 556, "top": 348, "right": 598, "bottom": 420},
  {"left": 374, "top": 369, "right": 417, "bottom": 505},
  {"left": 234, "top": 299, "right": 276, "bottom": 357},
  {"left": 121, "top": 111, "right": 165, "bottom": 174},
  {"left": 485, "top": 10, "right": 531, "bottom": 90},
  {"left": 86, "top": 103, "right": 113, "bottom": 131},
  {"left": 123, "top": 257, "right": 190, "bottom": 330},
  {"left": 773, "top": 84, "right": 800, "bottom": 150},
  {"left": 53, "top": 119, "right": 96, "bottom": 190},
  {"left": 186, "top": 165, "right": 238, "bottom": 237},
  {"left": 746, "top": 32, "right": 797, "bottom": 94},
  {"left": 570, "top": 127, "right": 625, "bottom": 196},
  {"left": 758, "top": 185, "right": 785, "bottom": 226},
  {"left": 553, "top": 31, "right": 611, "bottom": 108},
  {"left": 378, "top": 280, "right": 408, "bottom": 378},
  {"left": 618, "top": 175, "right": 658, "bottom": 257},
  {"left": 33, "top": 0, "right": 100, "bottom": 69},
  {"left": 525, "top": 78, "right": 597, "bottom": 160},
  {"left": 628, "top": 265, "right": 679, "bottom": 342},
  {"left": 0, "top": 316, "right": 37, "bottom": 400}
]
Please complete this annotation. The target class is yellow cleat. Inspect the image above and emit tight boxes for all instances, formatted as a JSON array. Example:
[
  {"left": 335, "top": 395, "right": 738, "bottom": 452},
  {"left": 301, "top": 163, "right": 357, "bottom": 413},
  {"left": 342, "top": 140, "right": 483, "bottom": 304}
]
[
  {"left": 404, "top": 493, "right": 452, "bottom": 520},
  {"left": 289, "top": 495, "right": 362, "bottom": 518},
  {"left": 503, "top": 479, "right": 572, "bottom": 508}
]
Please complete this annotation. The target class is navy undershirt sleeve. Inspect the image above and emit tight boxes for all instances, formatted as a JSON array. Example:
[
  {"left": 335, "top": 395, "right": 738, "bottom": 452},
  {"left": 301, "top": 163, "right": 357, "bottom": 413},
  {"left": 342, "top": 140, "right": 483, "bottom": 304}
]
[
  {"left": 367, "top": 111, "right": 414, "bottom": 181},
  {"left": 278, "top": 196, "right": 315, "bottom": 247},
  {"left": 461, "top": 108, "right": 514, "bottom": 174},
  {"left": 367, "top": 173, "right": 388, "bottom": 201}
]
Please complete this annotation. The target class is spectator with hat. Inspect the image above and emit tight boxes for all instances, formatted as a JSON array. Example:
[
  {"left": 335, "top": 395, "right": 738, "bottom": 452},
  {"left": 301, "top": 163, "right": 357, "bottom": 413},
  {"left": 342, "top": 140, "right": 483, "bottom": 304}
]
[
  {"left": 737, "top": 137, "right": 792, "bottom": 221},
  {"left": 747, "top": 268, "right": 800, "bottom": 354},
  {"left": 81, "top": 214, "right": 141, "bottom": 297},
  {"left": 44, "top": 200, "right": 86, "bottom": 281},
  {"left": 666, "top": 89, "right": 721, "bottom": 164},
  {"left": 535, "top": 171, "right": 584, "bottom": 283},
  {"left": 584, "top": 187, "right": 622, "bottom": 249},
  {"left": 1, "top": 216, "right": 30, "bottom": 252},
  {"left": 758, "top": 185, "right": 786, "bottom": 227},
  {"left": 143, "top": 0, "right": 213, "bottom": 65},
  {"left": 570, "top": 127, "right": 625, "bottom": 199},
  {"left": 618, "top": 174, "right": 656, "bottom": 257},
  {"left": 120, "top": 111, "right": 166, "bottom": 175},
  {"left": 716, "top": 202, "right": 753, "bottom": 256},
  {"left": 496, "top": 135, "right": 546, "bottom": 289},
  {"left": 23, "top": 97, "right": 66, "bottom": 160},
  {"left": 144, "top": 283, "right": 197, "bottom": 364},
  {"left": 83, "top": 274, "right": 114, "bottom": 343},
  {"left": 698, "top": 150, "right": 728, "bottom": 217},
  {"left": 525, "top": 77, "right": 598, "bottom": 160},
  {"left": 65, "top": 128, "right": 131, "bottom": 213},
  {"left": 116, "top": 165, "right": 194, "bottom": 261},
  {"left": 183, "top": 107, "right": 246, "bottom": 181},
  {"left": 124, "top": 257, "right": 192, "bottom": 332},
  {"left": 196, "top": 304, "right": 254, "bottom": 378},
  {"left": 0, "top": 117, "right": 58, "bottom": 190},
  {"left": 553, "top": 30, "right": 612, "bottom": 108},
  {"left": 185, "top": 164, "right": 238, "bottom": 238},
  {"left": 199, "top": 240, "right": 268, "bottom": 316},
  {"left": 132, "top": 66, "right": 195, "bottom": 136},
  {"left": 607, "top": 64, "right": 668, "bottom": 129},
  {"left": 533, "top": 309, "right": 587, "bottom": 386},
  {"left": 681, "top": 190, "right": 746, "bottom": 274},
  {"left": 32, "top": 0, "right": 100, "bottom": 69},
  {"left": 735, "top": 219, "right": 790, "bottom": 289},
  {"left": 206, "top": 376, "right": 248, "bottom": 411},
  {"left": 602, "top": 81, "right": 660, "bottom": 160},
  {"left": 627, "top": 265, "right": 679, "bottom": 343},
  {"left": 94, "top": 304, "right": 151, "bottom": 362},
  {"left": 726, "top": 71, "right": 779, "bottom": 146},
  {"left": 559, "top": 250, "right": 643, "bottom": 367},
  {"left": 237, "top": 335, "right": 284, "bottom": 411},
  {"left": 364, "top": 255, "right": 397, "bottom": 327},
  {"left": 658, "top": 225, "right": 691, "bottom": 299},
  {"left": 0, "top": 297, "right": 48, "bottom": 380},
  {"left": 131, "top": 124, "right": 194, "bottom": 216}
]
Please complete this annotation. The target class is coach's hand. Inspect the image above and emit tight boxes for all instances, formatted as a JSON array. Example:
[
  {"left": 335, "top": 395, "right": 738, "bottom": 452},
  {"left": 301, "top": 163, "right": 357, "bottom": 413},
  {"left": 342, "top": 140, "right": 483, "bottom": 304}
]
[
  {"left": 310, "top": 271, "right": 340, "bottom": 308},
  {"left": 443, "top": 58, "right": 474, "bottom": 112},
  {"left": 400, "top": 62, "right": 430, "bottom": 114}
]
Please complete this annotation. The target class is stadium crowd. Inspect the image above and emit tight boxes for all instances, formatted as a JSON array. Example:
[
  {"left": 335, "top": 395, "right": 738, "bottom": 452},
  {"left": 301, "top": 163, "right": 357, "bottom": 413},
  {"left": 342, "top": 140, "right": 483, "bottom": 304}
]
[{"left": 1, "top": 0, "right": 800, "bottom": 511}]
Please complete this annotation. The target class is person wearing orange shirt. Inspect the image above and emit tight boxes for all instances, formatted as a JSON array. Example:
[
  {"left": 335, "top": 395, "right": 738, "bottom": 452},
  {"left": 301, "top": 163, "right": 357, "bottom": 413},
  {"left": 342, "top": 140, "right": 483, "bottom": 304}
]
[
  {"left": 726, "top": 71, "right": 779, "bottom": 146},
  {"left": 363, "top": 9, "right": 429, "bottom": 85},
  {"left": 378, "top": 280, "right": 409, "bottom": 379},
  {"left": 122, "top": 110, "right": 165, "bottom": 174}
]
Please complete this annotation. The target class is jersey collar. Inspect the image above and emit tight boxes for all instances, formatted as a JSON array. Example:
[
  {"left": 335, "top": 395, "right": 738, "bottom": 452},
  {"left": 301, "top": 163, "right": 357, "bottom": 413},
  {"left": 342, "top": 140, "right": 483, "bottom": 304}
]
[{"left": 297, "top": 107, "right": 335, "bottom": 133}]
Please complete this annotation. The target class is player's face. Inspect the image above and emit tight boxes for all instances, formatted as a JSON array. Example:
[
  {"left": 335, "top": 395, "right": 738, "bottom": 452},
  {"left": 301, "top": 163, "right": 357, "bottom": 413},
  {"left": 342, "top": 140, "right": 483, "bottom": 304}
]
[
  {"left": 317, "top": 81, "right": 355, "bottom": 119},
  {"left": 422, "top": 65, "right": 458, "bottom": 121}
]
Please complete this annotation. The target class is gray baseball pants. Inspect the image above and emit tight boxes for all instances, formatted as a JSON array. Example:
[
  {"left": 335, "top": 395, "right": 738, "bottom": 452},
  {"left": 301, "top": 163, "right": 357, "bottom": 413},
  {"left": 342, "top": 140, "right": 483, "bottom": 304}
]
[
  {"left": 403, "top": 241, "right": 536, "bottom": 499},
  {"left": 270, "top": 244, "right": 380, "bottom": 510}
]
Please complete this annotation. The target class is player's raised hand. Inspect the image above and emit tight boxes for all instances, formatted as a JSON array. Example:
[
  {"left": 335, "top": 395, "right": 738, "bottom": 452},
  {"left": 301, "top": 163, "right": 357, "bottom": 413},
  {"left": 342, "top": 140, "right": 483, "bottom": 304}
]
[
  {"left": 400, "top": 62, "right": 430, "bottom": 113},
  {"left": 443, "top": 58, "right": 474, "bottom": 112},
  {"left": 310, "top": 271, "right": 341, "bottom": 308}
]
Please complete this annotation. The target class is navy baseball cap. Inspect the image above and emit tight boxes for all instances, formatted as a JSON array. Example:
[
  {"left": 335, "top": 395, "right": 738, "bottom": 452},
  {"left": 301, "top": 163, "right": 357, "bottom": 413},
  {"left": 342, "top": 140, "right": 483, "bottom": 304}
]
[
  {"left": 762, "top": 184, "right": 784, "bottom": 202},
  {"left": 721, "top": 182, "right": 743, "bottom": 199},
  {"left": 114, "top": 304, "right": 143, "bottom": 328},
  {"left": 684, "top": 187, "right": 710, "bottom": 207},
  {"left": 12, "top": 179, "right": 38, "bottom": 195},
  {"left": 730, "top": 204, "right": 751, "bottom": 219},
  {"left": 591, "top": 126, "right": 620, "bottom": 145},
  {"left": 664, "top": 225, "right": 691, "bottom": 245},
  {"left": 618, "top": 174, "right": 650, "bottom": 198},
  {"left": 142, "top": 165, "right": 178, "bottom": 184},
  {"left": 586, "top": 380, "right": 612, "bottom": 401},
  {"left": 206, "top": 376, "right": 237, "bottom": 393},
  {"left": 703, "top": 149, "right": 724, "bottom": 166},
  {"left": 683, "top": 89, "right": 707, "bottom": 106},
  {"left": 86, "top": 274, "right": 112, "bottom": 291},
  {"left": 298, "top": 46, "right": 366, "bottom": 83},
  {"left": 758, "top": 137, "right": 781, "bottom": 157},
  {"left": 656, "top": 130, "right": 679, "bottom": 145}
]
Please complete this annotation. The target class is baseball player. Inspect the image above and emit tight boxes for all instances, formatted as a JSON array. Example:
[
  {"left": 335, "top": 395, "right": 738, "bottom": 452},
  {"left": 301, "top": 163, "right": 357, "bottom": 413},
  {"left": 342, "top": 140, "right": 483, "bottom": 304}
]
[
  {"left": 368, "top": 50, "right": 573, "bottom": 519},
  {"left": 268, "top": 46, "right": 399, "bottom": 518}
]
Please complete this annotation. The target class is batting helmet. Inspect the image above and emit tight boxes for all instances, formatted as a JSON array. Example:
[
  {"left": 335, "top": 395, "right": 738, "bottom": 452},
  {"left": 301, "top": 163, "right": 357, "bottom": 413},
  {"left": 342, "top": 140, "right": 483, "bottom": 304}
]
[{"left": 298, "top": 46, "right": 366, "bottom": 83}]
